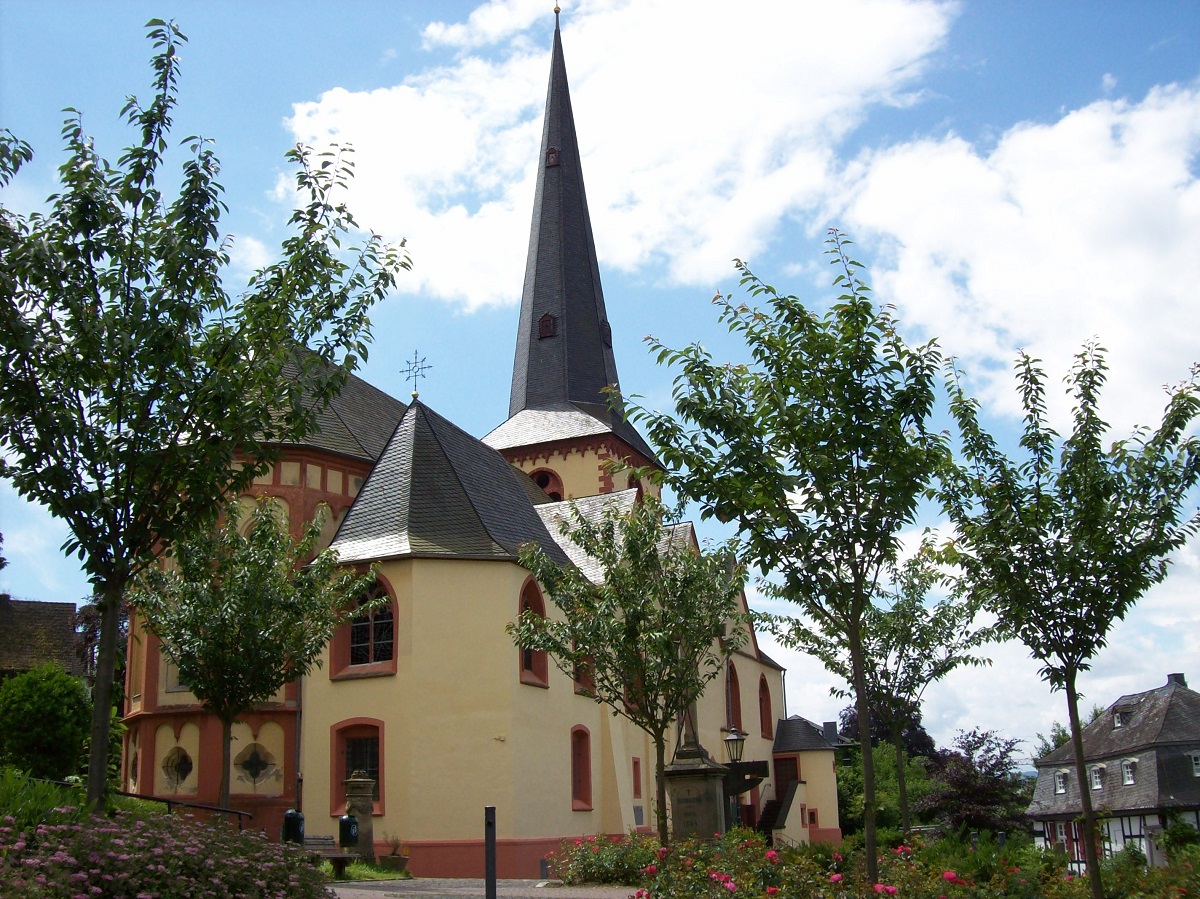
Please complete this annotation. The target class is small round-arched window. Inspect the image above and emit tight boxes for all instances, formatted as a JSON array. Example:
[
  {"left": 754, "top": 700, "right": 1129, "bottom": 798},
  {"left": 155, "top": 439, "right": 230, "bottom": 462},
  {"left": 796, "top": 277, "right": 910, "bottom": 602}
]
[{"left": 531, "top": 468, "right": 564, "bottom": 502}]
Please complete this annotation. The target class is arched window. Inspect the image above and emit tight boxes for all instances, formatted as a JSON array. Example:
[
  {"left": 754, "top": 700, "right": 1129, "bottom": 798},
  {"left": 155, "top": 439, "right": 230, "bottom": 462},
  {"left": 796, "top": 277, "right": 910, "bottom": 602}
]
[
  {"left": 331, "top": 581, "right": 398, "bottom": 678},
  {"left": 330, "top": 718, "right": 384, "bottom": 816},
  {"left": 726, "top": 662, "right": 743, "bottom": 732},
  {"left": 571, "top": 726, "right": 592, "bottom": 810},
  {"left": 519, "top": 580, "right": 549, "bottom": 688},
  {"left": 758, "top": 675, "right": 773, "bottom": 739},
  {"left": 350, "top": 587, "right": 394, "bottom": 666},
  {"left": 530, "top": 468, "right": 565, "bottom": 502}
]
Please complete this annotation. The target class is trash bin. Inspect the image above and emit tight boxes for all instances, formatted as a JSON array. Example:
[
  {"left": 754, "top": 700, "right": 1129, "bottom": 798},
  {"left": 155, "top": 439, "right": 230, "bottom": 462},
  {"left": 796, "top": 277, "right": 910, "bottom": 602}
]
[
  {"left": 282, "top": 809, "right": 304, "bottom": 844},
  {"left": 339, "top": 813, "right": 359, "bottom": 848}
]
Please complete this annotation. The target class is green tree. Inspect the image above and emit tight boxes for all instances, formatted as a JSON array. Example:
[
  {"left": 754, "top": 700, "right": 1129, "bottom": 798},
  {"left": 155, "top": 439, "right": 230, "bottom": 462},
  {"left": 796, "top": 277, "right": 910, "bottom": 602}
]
[
  {"left": 0, "top": 663, "right": 91, "bottom": 779},
  {"left": 917, "top": 728, "right": 1030, "bottom": 835},
  {"left": 0, "top": 21, "right": 408, "bottom": 807},
  {"left": 805, "top": 543, "right": 996, "bottom": 831},
  {"left": 131, "top": 498, "right": 378, "bottom": 808},
  {"left": 836, "top": 743, "right": 933, "bottom": 838},
  {"left": 940, "top": 343, "right": 1200, "bottom": 898},
  {"left": 626, "top": 231, "right": 946, "bottom": 880},
  {"left": 509, "top": 494, "right": 747, "bottom": 845}
]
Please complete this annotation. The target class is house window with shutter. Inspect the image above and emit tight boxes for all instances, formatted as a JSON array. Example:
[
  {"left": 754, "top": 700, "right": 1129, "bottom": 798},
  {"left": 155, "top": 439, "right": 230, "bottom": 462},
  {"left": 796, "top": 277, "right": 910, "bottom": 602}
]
[
  {"left": 1054, "top": 771, "right": 1068, "bottom": 794},
  {"left": 1089, "top": 766, "right": 1104, "bottom": 790}
]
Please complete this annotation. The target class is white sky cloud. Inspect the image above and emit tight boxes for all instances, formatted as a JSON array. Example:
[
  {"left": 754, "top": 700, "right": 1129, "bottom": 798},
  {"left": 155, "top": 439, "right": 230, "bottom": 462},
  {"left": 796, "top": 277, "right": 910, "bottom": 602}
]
[
  {"left": 836, "top": 83, "right": 1200, "bottom": 436},
  {"left": 286, "top": 0, "right": 956, "bottom": 309}
]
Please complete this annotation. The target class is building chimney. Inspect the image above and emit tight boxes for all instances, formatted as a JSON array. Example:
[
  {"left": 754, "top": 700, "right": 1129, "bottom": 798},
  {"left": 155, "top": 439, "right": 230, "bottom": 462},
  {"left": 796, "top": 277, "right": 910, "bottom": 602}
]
[
  {"left": 823, "top": 721, "right": 839, "bottom": 744},
  {"left": 1167, "top": 673, "right": 1187, "bottom": 688}
]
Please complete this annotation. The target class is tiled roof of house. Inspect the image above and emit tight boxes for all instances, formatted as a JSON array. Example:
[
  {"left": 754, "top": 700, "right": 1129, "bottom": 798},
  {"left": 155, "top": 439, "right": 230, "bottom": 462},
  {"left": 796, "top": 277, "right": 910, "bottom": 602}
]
[
  {"left": 330, "top": 401, "right": 570, "bottom": 567},
  {"left": 0, "top": 598, "right": 83, "bottom": 676},
  {"left": 773, "top": 715, "right": 846, "bottom": 753},
  {"left": 1028, "top": 675, "right": 1200, "bottom": 817}
]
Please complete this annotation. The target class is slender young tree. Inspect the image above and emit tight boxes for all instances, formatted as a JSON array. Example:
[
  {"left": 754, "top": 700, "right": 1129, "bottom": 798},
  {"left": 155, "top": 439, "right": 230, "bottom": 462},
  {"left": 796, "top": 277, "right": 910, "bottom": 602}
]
[
  {"left": 940, "top": 343, "right": 1200, "bottom": 899},
  {"left": 509, "top": 494, "right": 747, "bottom": 845},
  {"left": 793, "top": 542, "right": 996, "bottom": 831},
  {"left": 626, "top": 231, "right": 946, "bottom": 881},
  {"left": 0, "top": 21, "right": 408, "bottom": 807},
  {"left": 131, "top": 498, "right": 379, "bottom": 809}
]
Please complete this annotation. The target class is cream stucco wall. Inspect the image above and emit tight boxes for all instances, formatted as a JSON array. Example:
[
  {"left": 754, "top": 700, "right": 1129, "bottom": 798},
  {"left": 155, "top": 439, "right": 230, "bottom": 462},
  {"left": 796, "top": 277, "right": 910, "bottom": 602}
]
[{"left": 301, "top": 557, "right": 657, "bottom": 845}]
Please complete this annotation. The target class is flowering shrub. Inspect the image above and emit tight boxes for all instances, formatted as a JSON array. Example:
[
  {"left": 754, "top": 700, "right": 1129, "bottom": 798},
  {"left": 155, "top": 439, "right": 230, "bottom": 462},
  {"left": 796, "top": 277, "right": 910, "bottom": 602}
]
[
  {"left": 0, "top": 808, "right": 335, "bottom": 898},
  {"left": 548, "top": 832, "right": 661, "bottom": 884},
  {"left": 550, "top": 826, "right": 1200, "bottom": 898}
]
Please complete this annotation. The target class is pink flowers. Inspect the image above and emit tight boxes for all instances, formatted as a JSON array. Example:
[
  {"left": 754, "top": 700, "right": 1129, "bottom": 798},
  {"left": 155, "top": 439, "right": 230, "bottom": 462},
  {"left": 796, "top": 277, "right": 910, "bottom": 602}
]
[
  {"left": 943, "top": 870, "right": 968, "bottom": 886},
  {"left": 764, "top": 849, "right": 778, "bottom": 863},
  {"left": 658, "top": 846, "right": 669, "bottom": 859},
  {"left": 766, "top": 888, "right": 779, "bottom": 896},
  {"left": 641, "top": 864, "right": 657, "bottom": 876},
  {"left": 873, "top": 884, "right": 898, "bottom": 895},
  {"left": 830, "top": 873, "right": 843, "bottom": 883}
]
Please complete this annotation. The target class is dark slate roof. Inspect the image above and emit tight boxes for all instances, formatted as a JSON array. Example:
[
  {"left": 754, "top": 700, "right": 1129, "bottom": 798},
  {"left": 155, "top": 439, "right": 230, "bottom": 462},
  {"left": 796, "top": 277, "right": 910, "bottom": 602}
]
[
  {"left": 0, "top": 598, "right": 83, "bottom": 676},
  {"left": 277, "top": 350, "right": 407, "bottom": 463},
  {"left": 331, "top": 401, "right": 570, "bottom": 566},
  {"left": 773, "top": 715, "right": 846, "bottom": 753},
  {"left": 499, "top": 19, "right": 658, "bottom": 465},
  {"left": 1028, "top": 676, "right": 1200, "bottom": 818}
]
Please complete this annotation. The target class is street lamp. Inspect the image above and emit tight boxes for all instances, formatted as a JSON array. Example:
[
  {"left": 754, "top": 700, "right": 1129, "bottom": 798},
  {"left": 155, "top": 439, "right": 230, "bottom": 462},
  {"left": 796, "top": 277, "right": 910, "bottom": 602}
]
[
  {"left": 723, "top": 727, "right": 746, "bottom": 764},
  {"left": 723, "top": 727, "right": 746, "bottom": 827}
]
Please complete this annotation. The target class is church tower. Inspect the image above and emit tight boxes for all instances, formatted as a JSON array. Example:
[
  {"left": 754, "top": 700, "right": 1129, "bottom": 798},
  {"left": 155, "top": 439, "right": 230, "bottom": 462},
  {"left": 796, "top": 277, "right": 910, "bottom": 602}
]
[{"left": 483, "top": 11, "right": 659, "bottom": 501}]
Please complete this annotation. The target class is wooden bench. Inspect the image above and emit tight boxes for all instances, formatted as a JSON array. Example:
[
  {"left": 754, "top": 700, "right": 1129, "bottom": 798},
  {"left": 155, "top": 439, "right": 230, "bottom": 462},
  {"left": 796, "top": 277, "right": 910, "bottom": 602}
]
[{"left": 302, "top": 835, "right": 360, "bottom": 879}]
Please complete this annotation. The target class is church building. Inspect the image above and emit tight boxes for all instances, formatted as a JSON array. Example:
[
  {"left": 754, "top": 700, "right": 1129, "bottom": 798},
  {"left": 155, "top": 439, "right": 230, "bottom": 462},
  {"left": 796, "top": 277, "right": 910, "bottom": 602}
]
[{"left": 121, "top": 15, "right": 790, "bottom": 876}]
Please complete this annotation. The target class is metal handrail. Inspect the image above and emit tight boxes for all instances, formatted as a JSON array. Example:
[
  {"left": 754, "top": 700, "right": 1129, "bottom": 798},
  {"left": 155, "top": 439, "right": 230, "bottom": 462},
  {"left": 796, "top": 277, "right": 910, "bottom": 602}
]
[{"left": 111, "top": 789, "right": 254, "bottom": 830}]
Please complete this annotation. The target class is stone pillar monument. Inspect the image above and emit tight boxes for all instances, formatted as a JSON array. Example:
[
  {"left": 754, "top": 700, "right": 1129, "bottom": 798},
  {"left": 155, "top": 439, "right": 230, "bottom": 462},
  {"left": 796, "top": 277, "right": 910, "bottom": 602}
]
[
  {"left": 344, "top": 770, "right": 377, "bottom": 861},
  {"left": 664, "top": 702, "right": 728, "bottom": 839}
]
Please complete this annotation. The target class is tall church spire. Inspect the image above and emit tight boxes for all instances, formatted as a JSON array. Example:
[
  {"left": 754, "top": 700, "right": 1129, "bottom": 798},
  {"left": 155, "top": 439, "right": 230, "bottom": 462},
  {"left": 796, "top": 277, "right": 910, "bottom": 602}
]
[
  {"left": 488, "top": 13, "right": 658, "bottom": 467},
  {"left": 509, "top": 15, "right": 618, "bottom": 416}
]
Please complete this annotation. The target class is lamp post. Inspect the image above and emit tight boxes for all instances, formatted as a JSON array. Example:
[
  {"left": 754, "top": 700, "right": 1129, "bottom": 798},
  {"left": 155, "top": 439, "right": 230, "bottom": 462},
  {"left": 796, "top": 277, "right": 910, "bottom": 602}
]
[{"left": 723, "top": 727, "right": 746, "bottom": 827}]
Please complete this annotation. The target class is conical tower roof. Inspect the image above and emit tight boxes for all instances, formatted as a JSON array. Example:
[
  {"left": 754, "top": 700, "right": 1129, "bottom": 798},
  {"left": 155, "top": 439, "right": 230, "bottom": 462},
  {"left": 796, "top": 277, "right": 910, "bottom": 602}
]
[{"left": 486, "top": 13, "right": 657, "bottom": 465}]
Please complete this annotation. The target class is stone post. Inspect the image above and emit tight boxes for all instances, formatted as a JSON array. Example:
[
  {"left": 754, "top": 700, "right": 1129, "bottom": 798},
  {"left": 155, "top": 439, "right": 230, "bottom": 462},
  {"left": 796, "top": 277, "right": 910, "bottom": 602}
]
[{"left": 344, "top": 770, "right": 376, "bottom": 861}]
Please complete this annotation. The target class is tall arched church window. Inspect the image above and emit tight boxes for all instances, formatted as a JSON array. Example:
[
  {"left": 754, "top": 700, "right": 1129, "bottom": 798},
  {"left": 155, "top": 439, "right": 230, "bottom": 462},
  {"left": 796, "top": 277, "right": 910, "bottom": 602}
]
[
  {"left": 758, "top": 675, "right": 773, "bottom": 738},
  {"left": 350, "top": 586, "right": 394, "bottom": 666},
  {"left": 726, "top": 662, "right": 743, "bottom": 732},
  {"left": 571, "top": 726, "right": 592, "bottom": 810},
  {"left": 518, "top": 580, "right": 549, "bottom": 688}
]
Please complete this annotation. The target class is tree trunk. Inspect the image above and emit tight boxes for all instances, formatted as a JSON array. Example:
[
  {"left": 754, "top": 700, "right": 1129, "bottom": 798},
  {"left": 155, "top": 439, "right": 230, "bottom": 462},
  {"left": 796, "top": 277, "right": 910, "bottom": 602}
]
[
  {"left": 1065, "top": 670, "right": 1104, "bottom": 899},
  {"left": 850, "top": 639, "right": 879, "bottom": 884},
  {"left": 85, "top": 580, "right": 125, "bottom": 809},
  {"left": 219, "top": 715, "right": 233, "bottom": 810},
  {"left": 893, "top": 732, "right": 910, "bottom": 833},
  {"left": 654, "top": 734, "right": 668, "bottom": 845}
]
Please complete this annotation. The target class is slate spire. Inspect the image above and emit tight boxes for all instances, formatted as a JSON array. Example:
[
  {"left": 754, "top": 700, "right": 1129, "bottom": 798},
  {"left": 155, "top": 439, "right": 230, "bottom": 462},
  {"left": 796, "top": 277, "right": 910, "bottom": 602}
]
[
  {"left": 509, "top": 16, "right": 619, "bottom": 416},
  {"left": 497, "top": 14, "right": 657, "bottom": 463}
]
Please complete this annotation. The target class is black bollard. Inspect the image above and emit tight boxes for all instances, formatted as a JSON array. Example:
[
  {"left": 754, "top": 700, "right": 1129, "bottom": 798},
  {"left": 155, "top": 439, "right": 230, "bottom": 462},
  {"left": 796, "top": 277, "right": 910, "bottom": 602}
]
[{"left": 485, "top": 806, "right": 497, "bottom": 899}]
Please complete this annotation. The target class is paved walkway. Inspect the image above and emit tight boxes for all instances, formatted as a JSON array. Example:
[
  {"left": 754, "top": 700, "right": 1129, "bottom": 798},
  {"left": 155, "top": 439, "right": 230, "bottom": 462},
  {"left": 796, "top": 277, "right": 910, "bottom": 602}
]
[{"left": 332, "top": 879, "right": 632, "bottom": 899}]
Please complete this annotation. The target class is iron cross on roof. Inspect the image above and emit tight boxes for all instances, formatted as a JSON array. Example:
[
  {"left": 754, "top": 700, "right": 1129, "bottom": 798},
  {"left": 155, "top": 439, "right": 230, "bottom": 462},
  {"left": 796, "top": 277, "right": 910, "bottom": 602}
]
[{"left": 402, "top": 350, "right": 432, "bottom": 399}]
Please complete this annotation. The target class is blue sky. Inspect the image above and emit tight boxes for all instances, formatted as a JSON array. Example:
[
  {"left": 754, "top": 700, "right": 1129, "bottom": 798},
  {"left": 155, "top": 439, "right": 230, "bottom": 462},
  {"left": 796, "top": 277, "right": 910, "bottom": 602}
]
[{"left": 2, "top": 0, "right": 1198, "bottom": 757}]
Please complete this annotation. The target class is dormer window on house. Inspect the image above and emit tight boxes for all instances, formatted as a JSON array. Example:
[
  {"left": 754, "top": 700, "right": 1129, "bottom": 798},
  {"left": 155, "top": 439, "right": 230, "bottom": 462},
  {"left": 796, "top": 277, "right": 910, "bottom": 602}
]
[
  {"left": 1122, "top": 759, "right": 1137, "bottom": 785},
  {"left": 1191, "top": 751, "right": 1200, "bottom": 777},
  {"left": 1089, "top": 765, "right": 1104, "bottom": 790},
  {"left": 1113, "top": 710, "right": 1126, "bottom": 728},
  {"left": 1054, "top": 770, "right": 1068, "bottom": 794}
]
